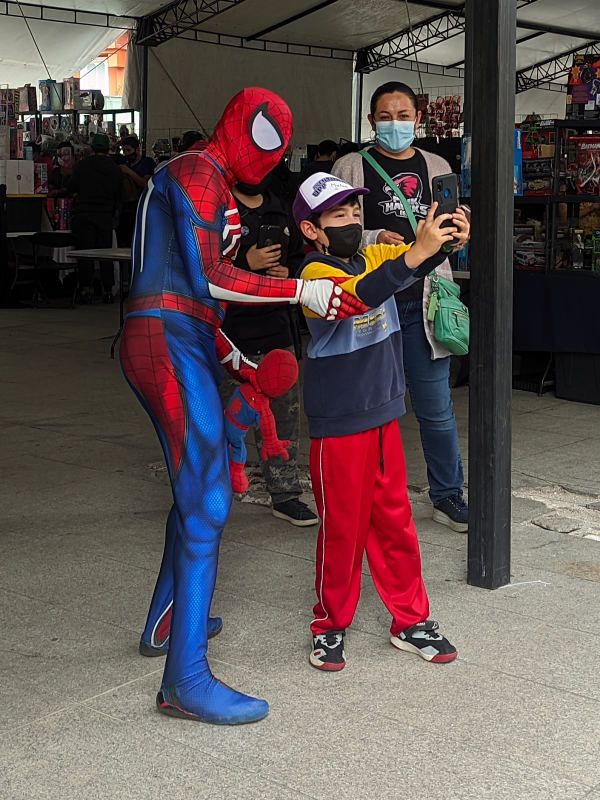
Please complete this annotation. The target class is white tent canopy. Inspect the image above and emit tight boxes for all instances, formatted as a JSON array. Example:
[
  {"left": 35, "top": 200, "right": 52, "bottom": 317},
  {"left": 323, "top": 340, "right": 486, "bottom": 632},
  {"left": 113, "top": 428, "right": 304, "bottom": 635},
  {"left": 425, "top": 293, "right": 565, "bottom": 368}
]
[
  {"left": 2, "top": 0, "right": 599, "bottom": 83},
  {"left": 1, "top": 0, "right": 599, "bottom": 138},
  {"left": 0, "top": 0, "right": 161, "bottom": 87}
]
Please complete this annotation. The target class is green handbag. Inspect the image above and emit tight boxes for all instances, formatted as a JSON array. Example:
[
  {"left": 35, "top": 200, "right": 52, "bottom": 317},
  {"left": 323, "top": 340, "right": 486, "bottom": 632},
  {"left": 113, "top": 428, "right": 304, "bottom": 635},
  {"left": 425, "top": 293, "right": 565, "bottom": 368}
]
[
  {"left": 427, "top": 273, "right": 470, "bottom": 356},
  {"left": 360, "top": 148, "right": 469, "bottom": 356}
]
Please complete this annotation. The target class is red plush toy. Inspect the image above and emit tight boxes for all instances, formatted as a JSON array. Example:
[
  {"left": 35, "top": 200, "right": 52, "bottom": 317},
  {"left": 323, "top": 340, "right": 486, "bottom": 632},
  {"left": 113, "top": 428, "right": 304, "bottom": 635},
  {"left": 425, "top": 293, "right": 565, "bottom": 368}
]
[{"left": 224, "top": 349, "right": 299, "bottom": 494}]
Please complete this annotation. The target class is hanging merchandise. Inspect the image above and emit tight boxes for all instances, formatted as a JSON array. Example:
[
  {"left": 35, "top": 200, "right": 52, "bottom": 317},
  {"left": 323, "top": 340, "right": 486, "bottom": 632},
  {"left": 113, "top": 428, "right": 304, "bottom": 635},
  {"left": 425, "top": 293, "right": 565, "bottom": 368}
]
[
  {"left": 566, "top": 54, "right": 600, "bottom": 121},
  {"left": 426, "top": 96, "right": 463, "bottom": 139}
]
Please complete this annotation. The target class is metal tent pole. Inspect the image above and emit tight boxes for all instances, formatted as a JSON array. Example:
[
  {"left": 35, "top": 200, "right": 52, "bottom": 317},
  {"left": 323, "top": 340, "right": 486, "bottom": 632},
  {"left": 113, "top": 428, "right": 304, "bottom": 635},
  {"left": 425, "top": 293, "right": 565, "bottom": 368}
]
[
  {"left": 140, "top": 45, "right": 149, "bottom": 154},
  {"left": 354, "top": 70, "right": 364, "bottom": 143},
  {"left": 465, "top": 0, "right": 516, "bottom": 589}
]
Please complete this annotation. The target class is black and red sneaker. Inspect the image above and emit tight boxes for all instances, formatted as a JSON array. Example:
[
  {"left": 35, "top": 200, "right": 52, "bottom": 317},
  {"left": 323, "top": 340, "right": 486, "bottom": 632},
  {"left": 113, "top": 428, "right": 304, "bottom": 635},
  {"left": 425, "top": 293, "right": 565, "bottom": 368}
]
[
  {"left": 309, "top": 631, "right": 346, "bottom": 671},
  {"left": 390, "top": 620, "right": 457, "bottom": 664}
]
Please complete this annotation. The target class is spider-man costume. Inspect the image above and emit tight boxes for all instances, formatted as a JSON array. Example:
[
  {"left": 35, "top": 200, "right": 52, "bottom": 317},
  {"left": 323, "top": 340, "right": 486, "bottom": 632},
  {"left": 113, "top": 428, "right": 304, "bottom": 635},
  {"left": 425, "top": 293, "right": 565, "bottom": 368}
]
[{"left": 119, "top": 87, "right": 367, "bottom": 726}]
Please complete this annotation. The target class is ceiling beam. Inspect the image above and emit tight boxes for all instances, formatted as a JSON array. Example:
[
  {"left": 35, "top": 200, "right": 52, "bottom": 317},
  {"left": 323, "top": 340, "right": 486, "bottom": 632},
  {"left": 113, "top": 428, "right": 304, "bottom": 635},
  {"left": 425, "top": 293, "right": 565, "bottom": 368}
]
[
  {"left": 0, "top": 0, "right": 136, "bottom": 29},
  {"left": 136, "top": 0, "right": 249, "bottom": 46},
  {"left": 447, "top": 28, "right": 543, "bottom": 69},
  {"left": 356, "top": 0, "right": 542, "bottom": 74},
  {"left": 516, "top": 20, "right": 600, "bottom": 39},
  {"left": 356, "top": 10, "right": 465, "bottom": 73},
  {"left": 246, "top": 0, "right": 340, "bottom": 42},
  {"left": 516, "top": 40, "right": 600, "bottom": 92}
]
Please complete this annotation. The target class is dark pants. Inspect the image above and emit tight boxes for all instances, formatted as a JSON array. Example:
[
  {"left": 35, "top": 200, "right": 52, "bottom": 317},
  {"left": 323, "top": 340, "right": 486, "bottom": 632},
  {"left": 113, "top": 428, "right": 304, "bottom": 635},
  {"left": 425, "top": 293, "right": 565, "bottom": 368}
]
[
  {"left": 71, "top": 212, "right": 114, "bottom": 292},
  {"left": 397, "top": 300, "right": 464, "bottom": 504},
  {"left": 116, "top": 203, "right": 137, "bottom": 248}
]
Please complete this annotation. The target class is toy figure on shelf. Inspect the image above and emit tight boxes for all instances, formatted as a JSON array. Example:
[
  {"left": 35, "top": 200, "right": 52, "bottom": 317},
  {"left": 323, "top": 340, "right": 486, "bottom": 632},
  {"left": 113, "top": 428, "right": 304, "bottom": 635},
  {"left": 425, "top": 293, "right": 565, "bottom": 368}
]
[{"left": 224, "top": 349, "right": 299, "bottom": 494}]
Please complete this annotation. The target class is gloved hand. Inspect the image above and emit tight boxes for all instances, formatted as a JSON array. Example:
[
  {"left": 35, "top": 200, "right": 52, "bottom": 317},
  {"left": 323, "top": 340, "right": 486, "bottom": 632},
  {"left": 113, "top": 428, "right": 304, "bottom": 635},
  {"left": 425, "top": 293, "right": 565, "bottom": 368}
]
[
  {"left": 296, "top": 278, "right": 368, "bottom": 321},
  {"left": 261, "top": 439, "right": 291, "bottom": 462}
]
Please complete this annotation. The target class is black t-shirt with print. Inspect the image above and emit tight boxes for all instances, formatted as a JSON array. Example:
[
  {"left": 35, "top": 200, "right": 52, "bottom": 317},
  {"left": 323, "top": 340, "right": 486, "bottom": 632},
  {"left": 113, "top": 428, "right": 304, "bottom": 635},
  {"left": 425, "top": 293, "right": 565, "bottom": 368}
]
[{"left": 362, "top": 148, "right": 432, "bottom": 303}]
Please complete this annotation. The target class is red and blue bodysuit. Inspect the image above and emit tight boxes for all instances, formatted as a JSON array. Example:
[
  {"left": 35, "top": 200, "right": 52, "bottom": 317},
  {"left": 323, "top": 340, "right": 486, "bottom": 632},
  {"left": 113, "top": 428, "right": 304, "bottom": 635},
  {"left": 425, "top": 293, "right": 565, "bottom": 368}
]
[{"left": 119, "top": 88, "right": 366, "bottom": 725}]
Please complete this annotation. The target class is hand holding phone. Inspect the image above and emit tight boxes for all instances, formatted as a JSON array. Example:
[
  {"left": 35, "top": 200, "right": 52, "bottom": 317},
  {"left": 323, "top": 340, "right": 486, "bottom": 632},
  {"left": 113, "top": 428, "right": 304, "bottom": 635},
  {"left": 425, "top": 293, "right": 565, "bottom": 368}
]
[
  {"left": 257, "top": 224, "right": 289, "bottom": 265},
  {"left": 432, "top": 173, "right": 459, "bottom": 224},
  {"left": 246, "top": 243, "right": 281, "bottom": 271},
  {"left": 406, "top": 202, "right": 458, "bottom": 267}
]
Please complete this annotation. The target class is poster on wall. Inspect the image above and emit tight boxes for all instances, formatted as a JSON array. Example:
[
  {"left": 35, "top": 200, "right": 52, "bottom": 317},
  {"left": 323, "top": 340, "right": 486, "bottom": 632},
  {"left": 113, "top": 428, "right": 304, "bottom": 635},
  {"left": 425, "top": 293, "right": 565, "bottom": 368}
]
[{"left": 566, "top": 54, "right": 600, "bottom": 120}]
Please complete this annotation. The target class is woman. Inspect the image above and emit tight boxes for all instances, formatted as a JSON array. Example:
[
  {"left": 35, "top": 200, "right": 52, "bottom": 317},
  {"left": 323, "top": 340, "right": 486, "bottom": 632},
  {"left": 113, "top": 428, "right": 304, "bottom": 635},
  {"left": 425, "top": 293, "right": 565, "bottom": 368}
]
[{"left": 332, "top": 81, "right": 470, "bottom": 532}]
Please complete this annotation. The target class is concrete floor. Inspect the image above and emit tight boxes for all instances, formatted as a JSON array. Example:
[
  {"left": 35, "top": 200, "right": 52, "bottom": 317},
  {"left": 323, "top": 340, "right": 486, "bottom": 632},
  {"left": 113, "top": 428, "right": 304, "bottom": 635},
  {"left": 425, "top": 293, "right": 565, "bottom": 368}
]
[{"left": 1, "top": 305, "right": 599, "bottom": 800}]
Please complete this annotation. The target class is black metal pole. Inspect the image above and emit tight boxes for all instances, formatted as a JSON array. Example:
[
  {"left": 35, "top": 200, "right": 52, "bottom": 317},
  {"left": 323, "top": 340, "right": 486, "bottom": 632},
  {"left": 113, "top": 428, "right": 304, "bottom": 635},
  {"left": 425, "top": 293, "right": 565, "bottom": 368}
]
[
  {"left": 140, "top": 44, "right": 149, "bottom": 155},
  {"left": 462, "top": 0, "right": 473, "bottom": 138},
  {"left": 354, "top": 70, "right": 364, "bottom": 144},
  {"left": 466, "top": 0, "right": 516, "bottom": 589}
]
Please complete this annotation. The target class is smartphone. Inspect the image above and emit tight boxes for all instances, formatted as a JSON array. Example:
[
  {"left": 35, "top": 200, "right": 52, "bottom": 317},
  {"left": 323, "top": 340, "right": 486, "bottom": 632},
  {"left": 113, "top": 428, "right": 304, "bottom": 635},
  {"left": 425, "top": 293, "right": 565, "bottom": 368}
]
[
  {"left": 432, "top": 173, "right": 459, "bottom": 226},
  {"left": 257, "top": 224, "right": 289, "bottom": 264}
]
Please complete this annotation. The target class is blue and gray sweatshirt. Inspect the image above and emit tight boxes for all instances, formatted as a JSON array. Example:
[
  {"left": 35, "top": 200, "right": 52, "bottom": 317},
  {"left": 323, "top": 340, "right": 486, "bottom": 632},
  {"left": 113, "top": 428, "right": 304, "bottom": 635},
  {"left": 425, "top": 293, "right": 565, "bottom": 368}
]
[{"left": 300, "top": 243, "right": 444, "bottom": 438}]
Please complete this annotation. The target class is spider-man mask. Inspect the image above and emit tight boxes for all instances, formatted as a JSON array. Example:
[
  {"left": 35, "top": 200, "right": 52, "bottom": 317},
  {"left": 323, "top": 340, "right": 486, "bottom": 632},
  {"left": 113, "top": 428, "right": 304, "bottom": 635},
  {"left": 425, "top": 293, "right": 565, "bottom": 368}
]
[{"left": 211, "top": 87, "right": 293, "bottom": 185}]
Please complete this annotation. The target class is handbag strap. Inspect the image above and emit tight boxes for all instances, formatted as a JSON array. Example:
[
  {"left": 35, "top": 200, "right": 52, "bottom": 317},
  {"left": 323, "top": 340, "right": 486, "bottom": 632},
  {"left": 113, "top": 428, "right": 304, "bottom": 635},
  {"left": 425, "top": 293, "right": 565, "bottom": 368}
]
[{"left": 360, "top": 148, "right": 418, "bottom": 235}]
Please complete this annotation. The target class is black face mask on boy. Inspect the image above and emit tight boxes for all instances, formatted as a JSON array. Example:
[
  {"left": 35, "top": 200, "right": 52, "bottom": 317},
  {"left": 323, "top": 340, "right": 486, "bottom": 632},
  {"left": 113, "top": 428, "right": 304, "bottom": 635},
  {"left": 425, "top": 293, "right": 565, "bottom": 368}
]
[{"left": 322, "top": 223, "right": 362, "bottom": 259}]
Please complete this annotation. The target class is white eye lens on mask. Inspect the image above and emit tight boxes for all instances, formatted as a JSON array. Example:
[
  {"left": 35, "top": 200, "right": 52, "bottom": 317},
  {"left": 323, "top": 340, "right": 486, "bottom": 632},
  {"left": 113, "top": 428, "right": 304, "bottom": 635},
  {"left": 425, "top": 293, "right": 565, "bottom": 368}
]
[{"left": 375, "top": 120, "right": 415, "bottom": 154}]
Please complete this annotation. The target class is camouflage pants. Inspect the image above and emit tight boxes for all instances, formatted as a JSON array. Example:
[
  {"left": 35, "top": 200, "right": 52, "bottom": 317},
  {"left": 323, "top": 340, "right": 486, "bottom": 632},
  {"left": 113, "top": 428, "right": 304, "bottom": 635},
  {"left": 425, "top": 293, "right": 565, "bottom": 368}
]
[{"left": 219, "top": 346, "right": 302, "bottom": 505}]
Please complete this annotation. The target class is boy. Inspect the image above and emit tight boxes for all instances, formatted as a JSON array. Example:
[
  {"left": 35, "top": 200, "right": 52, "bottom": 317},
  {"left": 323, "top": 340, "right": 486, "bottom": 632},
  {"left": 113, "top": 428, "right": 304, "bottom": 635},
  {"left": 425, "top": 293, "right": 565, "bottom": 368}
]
[{"left": 293, "top": 172, "right": 465, "bottom": 670}]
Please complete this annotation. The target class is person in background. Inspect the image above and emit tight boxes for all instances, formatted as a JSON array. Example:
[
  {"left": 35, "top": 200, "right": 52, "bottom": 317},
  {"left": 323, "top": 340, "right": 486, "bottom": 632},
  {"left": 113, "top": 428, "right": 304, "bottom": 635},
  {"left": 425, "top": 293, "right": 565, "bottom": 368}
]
[
  {"left": 117, "top": 135, "right": 155, "bottom": 247},
  {"left": 49, "top": 141, "right": 75, "bottom": 197},
  {"left": 31, "top": 141, "right": 54, "bottom": 173},
  {"left": 68, "top": 132, "right": 122, "bottom": 303},
  {"left": 180, "top": 130, "right": 208, "bottom": 151},
  {"left": 332, "top": 81, "right": 471, "bottom": 532},
  {"left": 220, "top": 175, "right": 318, "bottom": 527},
  {"left": 299, "top": 139, "right": 339, "bottom": 182},
  {"left": 338, "top": 141, "right": 360, "bottom": 158},
  {"left": 117, "top": 125, "right": 130, "bottom": 152}
]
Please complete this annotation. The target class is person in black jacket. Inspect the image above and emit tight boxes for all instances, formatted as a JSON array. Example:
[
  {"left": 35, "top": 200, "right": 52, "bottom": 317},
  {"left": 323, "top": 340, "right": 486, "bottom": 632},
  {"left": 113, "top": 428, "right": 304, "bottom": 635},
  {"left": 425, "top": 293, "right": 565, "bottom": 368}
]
[
  {"left": 69, "top": 132, "right": 121, "bottom": 303},
  {"left": 220, "top": 177, "right": 318, "bottom": 527}
]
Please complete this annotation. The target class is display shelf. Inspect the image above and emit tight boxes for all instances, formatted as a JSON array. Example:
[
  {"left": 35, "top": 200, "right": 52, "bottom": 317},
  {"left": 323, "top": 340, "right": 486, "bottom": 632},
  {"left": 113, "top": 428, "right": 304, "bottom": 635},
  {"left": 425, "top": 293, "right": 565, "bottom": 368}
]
[
  {"left": 18, "top": 108, "right": 137, "bottom": 141},
  {"left": 553, "top": 194, "right": 600, "bottom": 203},
  {"left": 556, "top": 119, "right": 600, "bottom": 130},
  {"left": 515, "top": 195, "right": 552, "bottom": 204}
]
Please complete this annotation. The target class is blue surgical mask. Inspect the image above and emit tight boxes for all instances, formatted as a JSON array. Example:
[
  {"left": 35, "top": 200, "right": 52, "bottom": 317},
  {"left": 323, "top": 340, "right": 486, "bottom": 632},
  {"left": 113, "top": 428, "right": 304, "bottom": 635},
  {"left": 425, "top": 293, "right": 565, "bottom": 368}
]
[{"left": 375, "top": 120, "right": 415, "bottom": 154}]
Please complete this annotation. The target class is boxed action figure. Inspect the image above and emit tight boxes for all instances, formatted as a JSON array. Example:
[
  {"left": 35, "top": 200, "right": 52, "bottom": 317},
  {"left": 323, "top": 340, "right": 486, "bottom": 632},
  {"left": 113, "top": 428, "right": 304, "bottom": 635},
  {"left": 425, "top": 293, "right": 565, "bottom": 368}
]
[
  {"left": 566, "top": 54, "right": 600, "bottom": 120},
  {"left": 18, "top": 85, "right": 37, "bottom": 113},
  {"left": 34, "top": 162, "right": 48, "bottom": 194},
  {"left": 567, "top": 136, "right": 600, "bottom": 195},
  {"left": 63, "top": 77, "right": 80, "bottom": 110},
  {"left": 39, "top": 80, "right": 63, "bottom": 112}
]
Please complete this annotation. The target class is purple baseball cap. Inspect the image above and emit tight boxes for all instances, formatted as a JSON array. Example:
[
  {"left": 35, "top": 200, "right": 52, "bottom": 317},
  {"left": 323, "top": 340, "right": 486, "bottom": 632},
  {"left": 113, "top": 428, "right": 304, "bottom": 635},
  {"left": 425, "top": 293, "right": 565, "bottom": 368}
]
[{"left": 292, "top": 171, "right": 369, "bottom": 227}]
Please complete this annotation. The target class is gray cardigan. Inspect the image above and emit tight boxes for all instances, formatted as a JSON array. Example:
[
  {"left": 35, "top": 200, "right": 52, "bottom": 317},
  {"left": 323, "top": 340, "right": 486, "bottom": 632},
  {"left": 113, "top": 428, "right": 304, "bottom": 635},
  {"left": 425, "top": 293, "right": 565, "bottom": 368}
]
[{"left": 331, "top": 146, "right": 455, "bottom": 359}]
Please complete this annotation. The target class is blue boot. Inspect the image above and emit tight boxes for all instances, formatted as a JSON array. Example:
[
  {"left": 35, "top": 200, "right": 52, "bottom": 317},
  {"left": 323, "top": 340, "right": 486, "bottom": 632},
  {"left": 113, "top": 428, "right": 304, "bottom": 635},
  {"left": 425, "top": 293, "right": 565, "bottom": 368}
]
[
  {"left": 139, "top": 615, "right": 223, "bottom": 657},
  {"left": 157, "top": 658, "right": 269, "bottom": 725}
]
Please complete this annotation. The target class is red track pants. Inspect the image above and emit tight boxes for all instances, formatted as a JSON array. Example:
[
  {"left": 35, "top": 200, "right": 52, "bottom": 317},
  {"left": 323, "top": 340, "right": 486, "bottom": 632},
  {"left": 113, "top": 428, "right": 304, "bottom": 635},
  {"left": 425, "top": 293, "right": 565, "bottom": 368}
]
[{"left": 309, "top": 420, "right": 429, "bottom": 636}]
